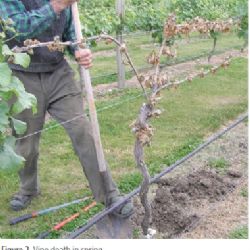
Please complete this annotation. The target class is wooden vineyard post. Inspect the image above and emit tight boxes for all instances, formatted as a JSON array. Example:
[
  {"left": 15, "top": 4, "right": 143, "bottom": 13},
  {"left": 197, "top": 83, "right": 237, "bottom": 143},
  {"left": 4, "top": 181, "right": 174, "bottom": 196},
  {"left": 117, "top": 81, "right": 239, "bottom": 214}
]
[{"left": 116, "top": 0, "right": 126, "bottom": 89}]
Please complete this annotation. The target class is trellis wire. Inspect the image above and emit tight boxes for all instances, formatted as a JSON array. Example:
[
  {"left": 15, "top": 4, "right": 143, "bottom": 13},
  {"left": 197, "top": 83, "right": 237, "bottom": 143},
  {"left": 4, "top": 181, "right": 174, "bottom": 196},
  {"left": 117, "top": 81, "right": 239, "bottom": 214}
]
[
  {"left": 16, "top": 92, "right": 144, "bottom": 141},
  {"left": 66, "top": 112, "right": 248, "bottom": 239}
]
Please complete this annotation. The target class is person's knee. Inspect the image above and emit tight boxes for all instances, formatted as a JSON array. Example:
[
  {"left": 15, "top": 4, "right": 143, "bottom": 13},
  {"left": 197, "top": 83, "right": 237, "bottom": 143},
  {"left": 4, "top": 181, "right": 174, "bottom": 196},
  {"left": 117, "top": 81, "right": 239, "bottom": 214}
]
[
  {"left": 68, "top": 117, "right": 91, "bottom": 136},
  {"left": 17, "top": 139, "right": 40, "bottom": 160},
  {"left": 66, "top": 118, "right": 94, "bottom": 150}
]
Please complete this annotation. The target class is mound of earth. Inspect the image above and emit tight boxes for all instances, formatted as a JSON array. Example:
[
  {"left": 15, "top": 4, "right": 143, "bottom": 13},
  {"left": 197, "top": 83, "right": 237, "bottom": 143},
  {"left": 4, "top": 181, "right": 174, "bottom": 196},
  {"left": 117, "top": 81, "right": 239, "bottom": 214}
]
[{"left": 150, "top": 169, "right": 241, "bottom": 238}]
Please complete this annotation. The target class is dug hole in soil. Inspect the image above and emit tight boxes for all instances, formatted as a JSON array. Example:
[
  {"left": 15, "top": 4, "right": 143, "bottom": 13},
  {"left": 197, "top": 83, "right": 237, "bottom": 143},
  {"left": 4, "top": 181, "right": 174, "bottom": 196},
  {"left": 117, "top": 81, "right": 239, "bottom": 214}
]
[{"left": 131, "top": 121, "right": 248, "bottom": 239}]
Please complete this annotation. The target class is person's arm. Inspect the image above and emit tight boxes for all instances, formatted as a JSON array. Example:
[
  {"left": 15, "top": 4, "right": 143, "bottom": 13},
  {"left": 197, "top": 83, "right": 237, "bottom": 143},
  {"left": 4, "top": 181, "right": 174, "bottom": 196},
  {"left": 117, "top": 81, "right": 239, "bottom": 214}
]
[
  {"left": 0, "top": 0, "right": 57, "bottom": 41},
  {"left": 0, "top": 0, "right": 77, "bottom": 41},
  {"left": 63, "top": 8, "right": 93, "bottom": 69}
]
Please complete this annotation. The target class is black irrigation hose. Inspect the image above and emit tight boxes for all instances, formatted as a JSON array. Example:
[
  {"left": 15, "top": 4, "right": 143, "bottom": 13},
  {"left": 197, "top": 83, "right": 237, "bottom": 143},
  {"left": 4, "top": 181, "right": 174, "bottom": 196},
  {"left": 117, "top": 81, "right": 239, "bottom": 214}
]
[{"left": 67, "top": 113, "right": 248, "bottom": 239}]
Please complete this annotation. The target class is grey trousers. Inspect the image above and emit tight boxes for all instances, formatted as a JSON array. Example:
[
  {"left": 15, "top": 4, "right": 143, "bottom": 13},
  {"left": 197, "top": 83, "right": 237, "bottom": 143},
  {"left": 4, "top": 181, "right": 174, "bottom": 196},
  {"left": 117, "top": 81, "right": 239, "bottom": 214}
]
[{"left": 13, "top": 60, "right": 119, "bottom": 204}]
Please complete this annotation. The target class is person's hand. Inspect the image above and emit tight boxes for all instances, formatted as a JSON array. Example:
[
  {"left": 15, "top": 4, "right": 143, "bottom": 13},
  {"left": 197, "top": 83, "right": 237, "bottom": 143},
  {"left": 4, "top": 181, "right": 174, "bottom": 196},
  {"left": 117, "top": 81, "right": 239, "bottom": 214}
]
[
  {"left": 75, "top": 49, "right": 93, "bottom": 69},
  {"left": 50, "top": 0, "right": 78, "bottom": 14}
]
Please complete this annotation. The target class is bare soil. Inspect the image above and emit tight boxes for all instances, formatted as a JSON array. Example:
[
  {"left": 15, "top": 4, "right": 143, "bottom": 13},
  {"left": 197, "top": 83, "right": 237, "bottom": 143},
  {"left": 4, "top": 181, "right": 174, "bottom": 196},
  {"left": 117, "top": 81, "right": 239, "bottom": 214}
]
[
  {"left": 181, "top": 178, "right": 248, "bottom": 239},
  {"left": 152, "top": 169, "right": 241, "bottom": 238}
]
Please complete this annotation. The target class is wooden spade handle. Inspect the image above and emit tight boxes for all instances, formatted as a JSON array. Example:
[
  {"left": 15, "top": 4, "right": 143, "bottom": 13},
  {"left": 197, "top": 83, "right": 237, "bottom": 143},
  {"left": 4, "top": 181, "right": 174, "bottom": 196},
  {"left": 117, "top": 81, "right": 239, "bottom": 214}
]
[{"left": 71, "top": 3, "right": 107, "bottom": 172}]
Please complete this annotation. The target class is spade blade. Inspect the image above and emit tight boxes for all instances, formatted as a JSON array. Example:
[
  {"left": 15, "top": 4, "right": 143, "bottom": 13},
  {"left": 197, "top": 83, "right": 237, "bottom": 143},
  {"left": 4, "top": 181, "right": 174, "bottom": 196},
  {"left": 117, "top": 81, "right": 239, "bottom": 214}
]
[{"left": 95, "top": 214, "right": 133, "bottom": 239}]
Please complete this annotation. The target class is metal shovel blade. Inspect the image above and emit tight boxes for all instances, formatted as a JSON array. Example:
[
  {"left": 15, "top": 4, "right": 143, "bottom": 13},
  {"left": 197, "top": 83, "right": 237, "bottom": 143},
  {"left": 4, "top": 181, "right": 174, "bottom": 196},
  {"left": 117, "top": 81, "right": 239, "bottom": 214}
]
[{"left": 95, "top": 214, "right": 133, "bottom": 239}]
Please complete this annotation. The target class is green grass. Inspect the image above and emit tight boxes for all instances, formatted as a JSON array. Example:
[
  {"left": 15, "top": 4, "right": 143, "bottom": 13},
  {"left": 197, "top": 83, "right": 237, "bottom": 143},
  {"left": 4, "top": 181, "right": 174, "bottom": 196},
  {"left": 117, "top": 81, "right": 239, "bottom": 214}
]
[
  {"left": 0, "top": 56, "right": 247, "bottom": 239},
  {"left": 208, "top": 157, "right": 229, "bottom": 171},
  {"left": 240, "top": 188, "right": 248, "bottom": 198},
  {"left": 228, "top": 226, "right": 248, "bottom": 239},
  {"left": 133, "top": 228, "right": 141, "bottom": 239}
]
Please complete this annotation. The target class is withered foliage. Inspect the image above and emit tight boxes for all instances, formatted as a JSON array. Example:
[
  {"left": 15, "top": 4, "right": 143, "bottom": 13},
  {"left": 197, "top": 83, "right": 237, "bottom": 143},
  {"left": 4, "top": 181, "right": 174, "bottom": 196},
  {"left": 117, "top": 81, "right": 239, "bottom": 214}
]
[{"left": 164, "top": 14, "right": 233, "bottom": 39}]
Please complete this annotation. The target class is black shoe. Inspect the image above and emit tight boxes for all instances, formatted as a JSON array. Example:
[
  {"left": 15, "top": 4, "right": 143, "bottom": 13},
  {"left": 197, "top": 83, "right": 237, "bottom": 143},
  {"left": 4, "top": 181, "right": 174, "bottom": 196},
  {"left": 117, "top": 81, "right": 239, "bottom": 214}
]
[
  {"left": 109, "top": 196, "right": 134, "bottom": 219},
  {"left": 10, "top": 193, "right": 40, "bottom": 211}
]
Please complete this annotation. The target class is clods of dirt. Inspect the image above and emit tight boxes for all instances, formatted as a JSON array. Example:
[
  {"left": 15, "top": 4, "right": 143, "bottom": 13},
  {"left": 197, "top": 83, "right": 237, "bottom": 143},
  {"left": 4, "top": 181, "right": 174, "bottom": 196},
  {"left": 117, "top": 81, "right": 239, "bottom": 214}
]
[
  {"left": 149, "top": 169, "right": 241, "bottom": 238},
  {"left": 152, "top": 187, "right": 199, "bottom": 238},
  {"left": 226, "top": 170, "right": 243, "bottom": 178}
]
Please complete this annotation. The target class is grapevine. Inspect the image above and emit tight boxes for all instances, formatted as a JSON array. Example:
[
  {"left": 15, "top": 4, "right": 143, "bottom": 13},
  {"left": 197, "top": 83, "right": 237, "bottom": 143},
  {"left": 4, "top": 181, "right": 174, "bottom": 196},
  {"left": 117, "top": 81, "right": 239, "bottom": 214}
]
[{"left": 130, "top": 14, "right": 236, "bottom": 237}]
